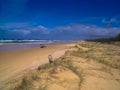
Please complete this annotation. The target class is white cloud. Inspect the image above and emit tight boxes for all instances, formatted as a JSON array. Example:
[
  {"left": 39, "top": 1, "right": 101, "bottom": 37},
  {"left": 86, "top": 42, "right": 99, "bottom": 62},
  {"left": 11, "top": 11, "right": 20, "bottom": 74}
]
[
  {"left": 52, "top": 23, "right": 120, "bottom": 39},
  {"left": 0, "top": 22, "right": 120, "bottom": 40},
  {"left": 102, "top": 17, "right": 120, "bottom": 25},
  {"left": 32, "top": 25, "right": 49, "bottom": 34}
]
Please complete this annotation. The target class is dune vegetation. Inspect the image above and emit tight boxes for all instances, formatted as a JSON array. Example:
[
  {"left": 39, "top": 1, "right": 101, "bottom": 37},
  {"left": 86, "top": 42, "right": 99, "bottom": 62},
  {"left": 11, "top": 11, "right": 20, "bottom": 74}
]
[{"left": 8, "top": 41, "right": 120, "bottom": 90}]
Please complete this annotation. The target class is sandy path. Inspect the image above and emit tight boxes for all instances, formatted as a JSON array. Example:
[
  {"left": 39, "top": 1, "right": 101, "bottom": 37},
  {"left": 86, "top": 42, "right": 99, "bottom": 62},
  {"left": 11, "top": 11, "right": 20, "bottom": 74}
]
[{"left": 0, "top": 43, "right": 72, "bottom": 88}]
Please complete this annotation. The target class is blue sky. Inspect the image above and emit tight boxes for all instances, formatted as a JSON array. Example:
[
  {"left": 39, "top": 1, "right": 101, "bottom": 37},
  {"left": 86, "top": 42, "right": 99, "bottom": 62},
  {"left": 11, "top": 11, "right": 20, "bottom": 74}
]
[{"left": 0, "top": 0, "right": 120, "bottom": 40}]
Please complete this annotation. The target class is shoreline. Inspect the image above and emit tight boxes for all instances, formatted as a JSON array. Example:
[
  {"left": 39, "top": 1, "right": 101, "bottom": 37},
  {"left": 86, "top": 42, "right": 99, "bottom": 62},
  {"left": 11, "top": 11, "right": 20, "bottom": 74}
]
[{"left": 0, "top": 41, "right": 76, "bottom": 53}]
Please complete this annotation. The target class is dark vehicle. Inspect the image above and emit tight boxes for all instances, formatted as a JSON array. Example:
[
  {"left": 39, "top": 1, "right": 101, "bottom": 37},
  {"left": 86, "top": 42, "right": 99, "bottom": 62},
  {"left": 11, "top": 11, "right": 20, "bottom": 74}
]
[{"left": 40, "top": 44, "right": 46, "bottom": 48}]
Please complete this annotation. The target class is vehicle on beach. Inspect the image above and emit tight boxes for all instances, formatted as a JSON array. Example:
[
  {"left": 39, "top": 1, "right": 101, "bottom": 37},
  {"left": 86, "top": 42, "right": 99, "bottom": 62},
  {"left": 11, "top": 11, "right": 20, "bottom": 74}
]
[{"left": 40, "top": 44, "right": 46, "bottom": 48}]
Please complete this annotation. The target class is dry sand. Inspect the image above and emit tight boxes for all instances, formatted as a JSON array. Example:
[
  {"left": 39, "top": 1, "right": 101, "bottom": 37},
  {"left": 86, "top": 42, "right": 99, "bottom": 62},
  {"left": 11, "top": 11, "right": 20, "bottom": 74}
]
[{"left": 0, "top": 43, "right": 75, "bottom": 88}]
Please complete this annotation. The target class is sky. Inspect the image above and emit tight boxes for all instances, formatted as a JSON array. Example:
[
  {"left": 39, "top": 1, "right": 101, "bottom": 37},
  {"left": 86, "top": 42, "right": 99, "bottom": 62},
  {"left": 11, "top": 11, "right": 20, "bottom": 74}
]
[{"left": 0, "top": 0, "right": 120, "bottom": 40}]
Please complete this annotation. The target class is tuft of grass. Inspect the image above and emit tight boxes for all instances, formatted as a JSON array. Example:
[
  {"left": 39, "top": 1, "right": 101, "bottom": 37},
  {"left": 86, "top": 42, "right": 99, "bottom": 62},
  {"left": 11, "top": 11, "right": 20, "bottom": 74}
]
[
  {"left": 10, "top": 76, "right": 34, "bottom": 90},
  {"left": 38, "top": 63, "right": 53, "bottom": 71},
  {"left": 31, "top": 73, "right": 39, "bottom": 80}
]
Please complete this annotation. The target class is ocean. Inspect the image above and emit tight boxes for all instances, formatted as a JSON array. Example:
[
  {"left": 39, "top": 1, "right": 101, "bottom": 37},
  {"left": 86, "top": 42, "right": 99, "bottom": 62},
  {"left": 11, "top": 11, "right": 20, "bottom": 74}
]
[{"left": 0, "top": 40, "right": 75, "bottom": 52}]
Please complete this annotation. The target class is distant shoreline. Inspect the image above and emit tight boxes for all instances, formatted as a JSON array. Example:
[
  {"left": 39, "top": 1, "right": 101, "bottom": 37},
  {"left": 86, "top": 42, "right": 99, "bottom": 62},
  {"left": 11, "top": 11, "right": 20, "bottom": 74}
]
[{"left": 0, "top": 40, "right": 76, "bottom": 53}]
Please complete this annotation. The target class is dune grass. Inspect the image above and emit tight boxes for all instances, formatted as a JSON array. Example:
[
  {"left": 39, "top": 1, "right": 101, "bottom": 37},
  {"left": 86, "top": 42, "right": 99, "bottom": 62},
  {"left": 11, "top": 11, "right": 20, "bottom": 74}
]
[
  {"left": 10, "top": 76, "right": 34, "bottom": 90},
  {"left": 9, "top": 56, "right": 84, "bottom": 90},
  {"left": 9, "top": 41, "right": 120, "bottom": 90},
  {"left": 72, "top": 41, "right": 120, "bottom": 69},
  {"left": 38, "top": 57, "right": 84, "bottom": 88}
]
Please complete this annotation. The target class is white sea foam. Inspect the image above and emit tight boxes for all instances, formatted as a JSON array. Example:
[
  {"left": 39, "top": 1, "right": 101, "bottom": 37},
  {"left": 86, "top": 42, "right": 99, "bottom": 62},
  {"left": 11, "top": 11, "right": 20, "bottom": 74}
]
[{"left": 0, "top": 40, "right": 53, "bottom": 45}]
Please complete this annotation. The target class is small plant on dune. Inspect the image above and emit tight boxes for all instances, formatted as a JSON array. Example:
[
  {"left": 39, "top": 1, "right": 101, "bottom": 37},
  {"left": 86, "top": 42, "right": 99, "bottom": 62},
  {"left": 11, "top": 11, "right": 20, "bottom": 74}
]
[
  {"left": 38, "top": 63, "right": 53, "bottom": 71},
  {"left": 31, "top": 73, "right": 39, "bottom": 80},
  {"left": 11, "top": 76, "right": 34, "bottom": 90}
]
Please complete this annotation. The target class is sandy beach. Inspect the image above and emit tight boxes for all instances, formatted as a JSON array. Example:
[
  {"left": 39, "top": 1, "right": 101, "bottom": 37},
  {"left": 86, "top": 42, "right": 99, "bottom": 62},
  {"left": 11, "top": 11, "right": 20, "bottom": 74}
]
[
  {"left": 0, "top": 41, "right": 120, "bottom": 90},
  {"left": 0, "top": 43, "right": 75, "bottom": 88}
]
